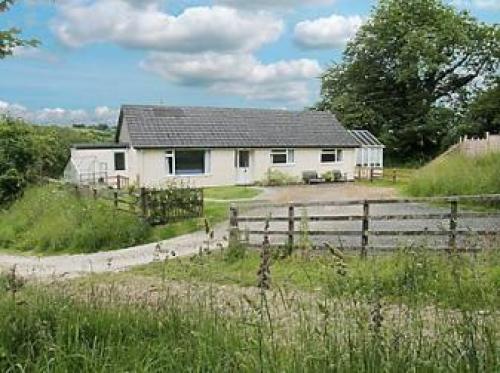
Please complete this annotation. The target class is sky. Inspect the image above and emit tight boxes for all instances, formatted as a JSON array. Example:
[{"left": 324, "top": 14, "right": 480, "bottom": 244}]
[{"left": 0, "top": 0, "right": 499, "bottom": 125}]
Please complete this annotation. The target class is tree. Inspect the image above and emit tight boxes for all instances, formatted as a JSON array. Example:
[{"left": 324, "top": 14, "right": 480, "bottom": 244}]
[
  {"left": 317, "top": 0, "right": 500, "bottom": 162},
  {"left": 0, "top": 0, "right": 39, "bottom": 58},
  {"left": 463, "top": 79, "right": 500, "bottom": 136}
]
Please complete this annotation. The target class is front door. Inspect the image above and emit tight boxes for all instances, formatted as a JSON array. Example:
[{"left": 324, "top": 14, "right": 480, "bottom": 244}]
[{"left": 236, "top": 150, "right": 251, "bottom": 185}]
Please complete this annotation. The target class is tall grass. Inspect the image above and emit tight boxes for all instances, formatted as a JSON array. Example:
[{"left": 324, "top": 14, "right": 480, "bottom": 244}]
[
  {"left": 0, "top": 184, "right": 150, "bottom": 253},
  {"left": 406, "top": 152, "right": 500, "bottom": 197},
  {"left": 0, "top": 260, "right": 498, "bottom": 372}
]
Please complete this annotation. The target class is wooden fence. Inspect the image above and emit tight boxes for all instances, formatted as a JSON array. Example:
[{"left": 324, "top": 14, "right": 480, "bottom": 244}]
[
  {"left": 73, "top": 185, "right": 203, "bottom": 225},
  {"left": 229, "top": 194, "right": 500, "bottom": 254}
]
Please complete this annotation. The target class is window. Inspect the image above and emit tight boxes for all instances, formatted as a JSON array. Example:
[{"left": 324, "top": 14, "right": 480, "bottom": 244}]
[
  {"left": 321, "top": 149, "right": 343, "bottom": 163},
  {"left": 271, "top": 149, "right": 294, "bottom": 165},
  {"left": 114, "top": 152, "right": 126, "bottom": 171},
  {"left": 165, "top": 150, "right": 209, "bottom": 176}
]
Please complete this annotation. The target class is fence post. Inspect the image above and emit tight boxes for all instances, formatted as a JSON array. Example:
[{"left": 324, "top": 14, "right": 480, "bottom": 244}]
[
  {"left": 361, "top": 200, "right": 370, "bottom": 258},
  {"left": 229, "top": 204, "right": 240, "bottom": 246},
  {"left": 392, "top": 169, "right": 397, "bottom": 184},
  {"left": 113, "top": 191, "right": 118, "bottom": 208},
  {"left": 287, "top": 204, "right": 295, "bottom": 255},
  {"left": 140, "top": 187, "right": 148, "bottom": 218},
  {"left": 74, "top": 185, "right": 80, "bottom": 197},
  {"left": 448, "top": 199, "right": 458, "bottom": 253},
  {"left": 92, "top": 188, "right": 97, "bottom": 200},
  {"left": 117, "top": 175, "right": 121, "bottom": 190},
  {"left": 199, "top": 189, "right": 204, "bottom": 217},
  {"left": 370, "top": 168, "right": 374, "bottom": 182}
]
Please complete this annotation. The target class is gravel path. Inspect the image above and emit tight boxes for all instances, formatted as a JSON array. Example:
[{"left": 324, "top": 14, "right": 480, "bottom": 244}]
[{"left": 0, "top": 222, "right": 229, "bottom": 279}]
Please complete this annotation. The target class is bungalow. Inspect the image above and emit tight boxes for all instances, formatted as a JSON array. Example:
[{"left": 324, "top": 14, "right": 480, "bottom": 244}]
[{"left": 65, "top": 105, "right": 381, "bottom": 188}]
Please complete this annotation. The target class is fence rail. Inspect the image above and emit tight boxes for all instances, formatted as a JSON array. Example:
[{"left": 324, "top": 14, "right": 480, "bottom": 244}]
[{"left": 229, "top": 194, "right": 500, "bottom": 254}]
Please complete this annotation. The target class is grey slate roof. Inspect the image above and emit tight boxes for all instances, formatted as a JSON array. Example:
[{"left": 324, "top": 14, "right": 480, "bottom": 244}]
[
  {"left": 348, "top": 130, "right": 384, "bottom": 147},
  {"left": 117, "top": 105, "right": 360, "bottom": 149}
]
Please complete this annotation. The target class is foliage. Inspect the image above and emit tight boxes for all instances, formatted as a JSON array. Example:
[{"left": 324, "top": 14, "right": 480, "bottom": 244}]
[
  {"left": 0, "top": 0, "right": 39, "bottom": 59},
  {"left": 146, "top": 187, "right": 204, "bottom": 225},
  {"left": 0, "top": 117, "right": 113, "bottom": 205},
  {"left": 406, "top": 152, "right": 500, "bottom": 197},
  {"left": 0, "top": 184, "right": 150, "bottom": 253},
  {"left": 258, "top": 168, "right": 299, "bottom": 186},
  {"left": 462, "top": 78, "right": 500, "bottom": 137},
  {"left": 317, "top": 0, "right": 500, "bottom": 162}
]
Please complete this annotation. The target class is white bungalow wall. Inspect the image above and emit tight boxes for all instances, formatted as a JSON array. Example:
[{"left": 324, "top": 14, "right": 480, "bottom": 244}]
[
  {"left": 135, "top": 147, "right": 357, "bottom": 188},
  {"left": 67, "top": 148, "right": 132, "bottom": 184}
]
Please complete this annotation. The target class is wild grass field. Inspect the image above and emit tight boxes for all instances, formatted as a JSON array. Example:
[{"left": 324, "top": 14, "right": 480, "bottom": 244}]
[
  {"left": 0, "top": 184, "right": 260, "bottom": 254},
  {"left": 1, "top": 246, "right": 499, "bottom": 372},
  {"left": 406, "top": 152, "right": 500, "bottom": 197}
]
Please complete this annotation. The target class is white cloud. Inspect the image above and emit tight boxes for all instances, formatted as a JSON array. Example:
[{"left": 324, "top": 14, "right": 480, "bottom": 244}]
[
  {"left": 215, "top": 0, "right": 334, "bottom": 9},
  {"left": 53, "top": 1, "right": 283, "bottom": 53},
  {"left": 141, "top": 52, "right": 322, "bottom": 103},
  {"left": 0, "top": 100, "right": 118, "bottom": 125},
  {"left": 294, "top": 14, "right": 363, "bottom": 49}
]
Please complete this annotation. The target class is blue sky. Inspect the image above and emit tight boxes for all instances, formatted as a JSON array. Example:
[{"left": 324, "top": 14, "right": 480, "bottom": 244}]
[{"left": 0, "top": 0, "right": 498, "bottom": 124}]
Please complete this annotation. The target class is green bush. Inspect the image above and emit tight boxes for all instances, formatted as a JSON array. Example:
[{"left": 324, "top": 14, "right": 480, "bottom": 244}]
[
  {"left": 258, "top": 168, "right": 299, "bottom": 186},
  {"left": 406, "top": 152, "right": 500, "bottom": 197},
  {"left": 322, "top": 170, "right": 343, "bottom": 182},
  {"left": 0, "top": 184, "right": 150, "bottom": 253}
]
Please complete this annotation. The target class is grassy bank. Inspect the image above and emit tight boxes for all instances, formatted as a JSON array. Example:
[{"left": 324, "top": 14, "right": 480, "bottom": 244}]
[
  {"left": 0, "top": 185, "right": 260, "bottom": 254},
  {"left": 406, "top": 152, "right": 500, "bottom": 197},
  {"left": 132, "top": 248, "right": 500, "bottom": 309},
  {"left": 0, "top": 185, "right": 151, "bottom": 253}
]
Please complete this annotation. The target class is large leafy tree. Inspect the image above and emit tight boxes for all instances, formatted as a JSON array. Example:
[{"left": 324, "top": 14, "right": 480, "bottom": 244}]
[
  {"left": 0, "top": 0, "right": 39, "bottom": 58},
  {"left": 463, "top": 79, "right": 500, "bottom": 136},
  {"left": 317, "top": 0, "right": 500, "bottom": 162}
]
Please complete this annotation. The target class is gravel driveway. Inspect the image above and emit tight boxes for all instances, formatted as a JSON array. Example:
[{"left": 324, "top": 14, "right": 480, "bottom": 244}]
[{"left": 237, "top": 184, "right": 500, "bottom": 250}]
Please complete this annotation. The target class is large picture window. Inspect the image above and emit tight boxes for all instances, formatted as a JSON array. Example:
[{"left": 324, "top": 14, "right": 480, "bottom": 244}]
[
  {"left": 271, "top": 149, "right": 294, "bottom": 165},
  {"left": 321, "top": 149, "right": 343, "bottom": 163},
  {"left": 165, "top": 150, "right": 209, "bottom": 175}
]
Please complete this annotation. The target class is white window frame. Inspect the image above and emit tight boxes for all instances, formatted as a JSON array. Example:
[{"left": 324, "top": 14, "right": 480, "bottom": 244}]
[
  {"left": 165, "top": 149, "right": 210, "bottom": 176},
  {"left": 270, "top": 149, "right": 295, "bottom": 165},
  {"left": 320, "top": 148, "right": 343, "bottom": 164},
  {"left": 165, "top": 150, "right": 174, "bottom": 175}
]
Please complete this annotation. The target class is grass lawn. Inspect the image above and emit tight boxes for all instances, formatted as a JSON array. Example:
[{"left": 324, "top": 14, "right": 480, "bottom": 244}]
[
  {"left": 356, "top": 167, "right": 415, "bottom": 190},
  {"left": 149, "top": 201, "right": 229, "bottom": 241},
  {"left": 204, "top": 186, "right": 262, "bottom": 200}
]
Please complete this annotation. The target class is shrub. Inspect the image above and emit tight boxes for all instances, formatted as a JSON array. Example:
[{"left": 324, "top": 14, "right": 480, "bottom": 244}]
[
  {"left": 0, "top": 184, "right": 150, "bottom": 253},
  {"left": 322, "top": 170, "right": 343, "bottom": 182},
  {"left": 258, "top": 168, "right": 299, "bottom": 186},
  {"left": 322, "top": 171, "right": 334, "bottom": 182}
]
